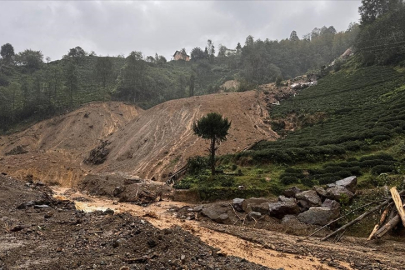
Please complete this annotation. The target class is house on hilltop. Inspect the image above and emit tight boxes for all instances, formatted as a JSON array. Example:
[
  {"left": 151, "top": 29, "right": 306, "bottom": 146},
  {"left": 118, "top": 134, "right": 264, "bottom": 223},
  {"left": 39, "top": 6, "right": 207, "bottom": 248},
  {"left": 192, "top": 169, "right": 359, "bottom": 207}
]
[{"left": 173, "top": 50, "right": 190, "bottom": 61}]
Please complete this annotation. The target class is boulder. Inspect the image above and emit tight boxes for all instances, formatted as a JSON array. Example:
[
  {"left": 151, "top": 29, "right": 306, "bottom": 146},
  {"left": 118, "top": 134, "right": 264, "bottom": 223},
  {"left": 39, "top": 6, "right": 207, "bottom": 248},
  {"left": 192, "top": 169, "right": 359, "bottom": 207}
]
[
  {"left": 326, "top": 186, "right": 354, "bottom": 201},
  {"left": 269, "top": 201, "right": 300, "bottom": 219},
  {"left": 278, "top": 195, "right": 296, "bottom": 203},
  {"left": 295, "top": 190, "right": 321, "bottom": 206},
  {"left": 297, "top": 207, "right": 340, "bottom": 226},
  {"left": 242, "top": 198, "right": 270, "bottom": 212},
  {"left": 248, "top": 211, "right": 262, "bottom": 221},
  {"left": 232, "top": 198, "right": 245, "bottom": 212},
  {"left": 297, "top": 200, "right": 310, "bottom": 210},
  {"left": 321, "top": 199, "right": 341, "bottom": 218},
  {"left": 283, "top": 186, "right": 302, "bottom": 198},
  {"left": 201, "top": 206, "right": 229, "bottom": 223},
  {"left": 335, "top": 176, "right": 357, "bottom": 193},
  {"left": 251, "top": 202, "right": 271, "bottom": 215},
  {"left": 281, "top": 215, "right": 299, "bottom": 224},
  {"left": 313, "top": 186, "right": 328, "bottom": 198}
]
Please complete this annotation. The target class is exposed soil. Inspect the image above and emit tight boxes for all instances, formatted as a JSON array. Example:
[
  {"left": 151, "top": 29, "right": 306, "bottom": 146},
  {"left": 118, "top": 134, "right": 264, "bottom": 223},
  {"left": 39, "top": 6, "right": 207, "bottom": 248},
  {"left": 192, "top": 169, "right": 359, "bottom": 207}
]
[
  {"left": 0, "top": 102, "right": 140, "bottom": 186},
  {"left": 96, "top": 90, "right": 278, "bottom": 181},
  {"left": 52, "top": 184, "right": 405, "bottom": 270},
  {"left": 0, "top": 175, "right": 270, "bottom": 270},
  {"left": 0, "top": 90, "right": 283, "bottom": 185}
]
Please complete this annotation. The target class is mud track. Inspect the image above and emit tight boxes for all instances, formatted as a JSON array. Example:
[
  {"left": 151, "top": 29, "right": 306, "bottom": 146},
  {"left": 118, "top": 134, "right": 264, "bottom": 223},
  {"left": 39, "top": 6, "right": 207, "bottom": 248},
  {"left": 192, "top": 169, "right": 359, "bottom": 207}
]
[{"left": 55, "top": 187, "right": 405, "bottom": 270}]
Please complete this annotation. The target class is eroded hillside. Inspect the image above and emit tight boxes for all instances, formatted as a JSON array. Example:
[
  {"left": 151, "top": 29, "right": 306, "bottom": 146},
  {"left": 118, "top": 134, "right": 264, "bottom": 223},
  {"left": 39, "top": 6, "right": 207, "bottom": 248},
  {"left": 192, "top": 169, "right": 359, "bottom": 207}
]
[
  {"left": 94, "top": 90, "right": 278, "bottom": 181},
  {"left": 0, "top": 90, "right": 279, "bottom": 185},
  {"left": 0, "top": 102, "right": 141, "bottom": 186}
]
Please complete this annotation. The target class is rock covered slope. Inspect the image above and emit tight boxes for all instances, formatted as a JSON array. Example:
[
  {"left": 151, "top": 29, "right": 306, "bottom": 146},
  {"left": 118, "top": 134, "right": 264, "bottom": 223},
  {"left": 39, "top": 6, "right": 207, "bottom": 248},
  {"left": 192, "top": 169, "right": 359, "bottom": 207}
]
[
  {"left": 0, "top": 102, "right": 141, "bottom": 186},
  {"left": 94, "top": 91, "right": 278, "bottom": 181}
]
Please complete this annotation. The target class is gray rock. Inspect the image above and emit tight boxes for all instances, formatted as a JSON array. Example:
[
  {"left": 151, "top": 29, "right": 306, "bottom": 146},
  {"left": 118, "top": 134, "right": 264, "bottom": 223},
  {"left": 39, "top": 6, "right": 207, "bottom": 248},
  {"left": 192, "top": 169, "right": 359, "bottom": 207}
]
[
  {"left": 297, "top": 199, "right": 310, "bottom": 210},
  {"left": 283, "top": 186, "right": 302, "bottom": 198},
  {"left": 321, "top": 199, "right": 341, "bottom": 218},
  {"left": 242, "top": 198, "right": 270, "bottom": 212},
  {"left": 193, "top": 205, "right": 204, "bottom": 212},
  {"left": 335, "top": 176, "right": 357, "bottom": 193},
  {"left": 278, "top": 195, "right": 296, "bottom": 203},
  {"left": 295, "top": 190, "right": 321, "bottom": 206},
  {"left": 313, "top": 186, "right": 328, "bottom": 198},
  {"left": 326, "top": 186, "right": 354, "bottom": 201},
  {"left": 326, "top": 183, "right": 336, "bottom": 188},
  {"left": 201, "top": 206, "right": 228, "bottom": 223},
  {"left": 248, "top": 211, "right": 262, "bottom": 220},
  {"left": 297, "top": 207, "right": 340, "bottom": 226},
  {"left": 34, "top": 205, "right": 50, "bottom": 209},
  {"left": 281, "top": 215, "right": 299, "bottom": 224},
  {"left": 251, "top": 202, "right": 271, "bottom": 215},
  {"left": 269, "top": 201, "right": 300, "bottom": 219},
  {"left": 232, "top": 198, "right": 245, "bottom": 212}
]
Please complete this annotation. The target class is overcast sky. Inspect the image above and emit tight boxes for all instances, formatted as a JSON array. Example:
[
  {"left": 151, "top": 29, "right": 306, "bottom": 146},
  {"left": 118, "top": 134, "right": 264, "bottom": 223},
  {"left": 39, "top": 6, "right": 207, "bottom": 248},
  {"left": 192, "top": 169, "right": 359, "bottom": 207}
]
[{"left": 0, "top": 1, "right": 361, "bottom": 61}]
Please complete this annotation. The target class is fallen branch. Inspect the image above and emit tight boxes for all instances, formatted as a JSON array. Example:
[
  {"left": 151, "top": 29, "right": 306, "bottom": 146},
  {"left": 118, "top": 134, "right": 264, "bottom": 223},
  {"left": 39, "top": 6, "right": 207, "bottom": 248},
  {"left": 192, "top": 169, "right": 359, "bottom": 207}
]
[
  {"left": 308, "top": 199, "right": 384, "bottom": 238},
  {"left": 390, "top": 187, "right": 405, "bottom": 227},
  {"left": 367, "top": 206, "right": 390, "bottom": 240},
  {"left": 321, "top": 191, "right": 405, "bottom": 241}
]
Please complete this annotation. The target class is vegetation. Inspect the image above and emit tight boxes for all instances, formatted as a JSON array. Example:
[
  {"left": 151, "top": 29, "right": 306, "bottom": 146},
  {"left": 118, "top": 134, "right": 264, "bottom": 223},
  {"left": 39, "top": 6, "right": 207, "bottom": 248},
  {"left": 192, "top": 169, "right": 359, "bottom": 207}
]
[
  {"left": 1, "top": 21, "right": 360, "bottom": 133},
  {"left": 193, "top": 113, "right": 231, "bottom": 175}
]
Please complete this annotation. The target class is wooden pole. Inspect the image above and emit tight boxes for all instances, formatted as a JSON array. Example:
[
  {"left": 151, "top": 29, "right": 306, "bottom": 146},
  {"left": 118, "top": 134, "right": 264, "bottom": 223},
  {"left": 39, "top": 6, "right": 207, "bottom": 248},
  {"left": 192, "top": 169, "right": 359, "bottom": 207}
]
[{"left": 390, "top": 187, "right": 405, "bottom": 227}]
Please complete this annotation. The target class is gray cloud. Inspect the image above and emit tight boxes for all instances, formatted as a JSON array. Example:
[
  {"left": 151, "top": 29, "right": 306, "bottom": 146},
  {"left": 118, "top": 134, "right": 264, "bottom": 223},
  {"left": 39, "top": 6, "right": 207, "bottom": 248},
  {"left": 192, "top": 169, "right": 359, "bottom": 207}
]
[{"left": 0, "top": 1, "right": 361, "bottom": 61}]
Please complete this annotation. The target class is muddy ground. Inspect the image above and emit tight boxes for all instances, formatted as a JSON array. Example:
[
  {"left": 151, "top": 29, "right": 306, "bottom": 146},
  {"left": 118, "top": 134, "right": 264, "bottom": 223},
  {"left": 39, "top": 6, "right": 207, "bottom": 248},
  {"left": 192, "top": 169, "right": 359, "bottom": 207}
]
[{"left": 0, "top": 175, "right": 270, "bottom": 270}]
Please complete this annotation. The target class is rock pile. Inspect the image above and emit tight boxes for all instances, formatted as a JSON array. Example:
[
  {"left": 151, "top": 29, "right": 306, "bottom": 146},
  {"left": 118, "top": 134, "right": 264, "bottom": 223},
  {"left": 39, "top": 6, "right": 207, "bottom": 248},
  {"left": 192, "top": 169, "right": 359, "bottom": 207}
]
[{"left": 200, "top": 176, "right": 357, "bottom": 227}]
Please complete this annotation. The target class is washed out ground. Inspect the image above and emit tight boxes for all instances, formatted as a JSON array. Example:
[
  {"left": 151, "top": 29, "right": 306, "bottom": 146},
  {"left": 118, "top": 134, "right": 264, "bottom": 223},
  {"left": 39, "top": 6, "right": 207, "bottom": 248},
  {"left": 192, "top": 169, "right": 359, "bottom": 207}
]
[{"left": 2, "top": 173, "right": 404, "bottom": 270}]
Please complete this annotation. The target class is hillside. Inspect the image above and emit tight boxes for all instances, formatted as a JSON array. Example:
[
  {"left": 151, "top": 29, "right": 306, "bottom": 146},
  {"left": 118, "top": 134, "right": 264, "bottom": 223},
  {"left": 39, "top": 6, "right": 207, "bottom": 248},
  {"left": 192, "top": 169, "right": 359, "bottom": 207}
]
[
  {"left": 0, "top": 89, "right": 287, "bottom": 185},
  {"left": 0, "top": 102, "right": 140, "bottom": 186},
  {"left": 94, "top": 90, "right": 279, "bottom": 180}
]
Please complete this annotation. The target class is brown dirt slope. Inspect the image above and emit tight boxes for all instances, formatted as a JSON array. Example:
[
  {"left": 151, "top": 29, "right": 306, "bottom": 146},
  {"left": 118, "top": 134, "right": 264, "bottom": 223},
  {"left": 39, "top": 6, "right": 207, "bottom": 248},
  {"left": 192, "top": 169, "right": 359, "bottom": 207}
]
[
  {"left": 0, "top": 102, "right": 140, "bottom": 186},
  {"left": 94, "top": 90, "right": 278, "bottom": 181}
]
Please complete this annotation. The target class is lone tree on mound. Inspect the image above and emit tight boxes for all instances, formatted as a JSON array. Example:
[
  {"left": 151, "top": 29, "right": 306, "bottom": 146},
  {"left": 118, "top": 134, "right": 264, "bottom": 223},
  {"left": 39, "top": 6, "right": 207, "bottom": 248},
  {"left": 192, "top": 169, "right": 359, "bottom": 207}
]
[{"left": 193, "top": 112, "right": 231, "bottom": 175}]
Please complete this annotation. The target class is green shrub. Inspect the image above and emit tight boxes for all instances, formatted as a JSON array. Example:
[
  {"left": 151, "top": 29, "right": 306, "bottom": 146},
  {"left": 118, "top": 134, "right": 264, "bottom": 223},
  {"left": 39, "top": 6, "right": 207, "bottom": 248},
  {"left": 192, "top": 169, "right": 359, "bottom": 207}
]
[{"left": 371, "top": 165, "right": 396, "bottom": 175}]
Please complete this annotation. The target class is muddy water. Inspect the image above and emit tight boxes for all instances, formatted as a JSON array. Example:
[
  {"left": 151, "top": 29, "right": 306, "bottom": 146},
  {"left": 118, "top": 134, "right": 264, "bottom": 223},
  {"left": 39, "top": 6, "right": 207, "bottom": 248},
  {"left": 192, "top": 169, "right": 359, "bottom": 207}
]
[{"left": 52, "top": 187, "right": 345, "bottom": 270}]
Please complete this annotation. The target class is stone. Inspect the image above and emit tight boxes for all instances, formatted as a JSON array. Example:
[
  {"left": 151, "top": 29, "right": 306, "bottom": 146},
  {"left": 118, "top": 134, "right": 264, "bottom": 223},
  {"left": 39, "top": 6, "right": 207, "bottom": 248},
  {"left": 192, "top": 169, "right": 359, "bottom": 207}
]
[
  {"left": 281, "top": 215, "right": 299, "bottom": 224},
  {"left": 297, "top": 206, "right": 340, "bottom": 226},
  {"left": 269, "top": 201, "right": 300, "bottom": 219},
  {"left": 278, "top": 195, "right": 296, "bottom": 203},
  {"left": 232, "top": 198, "right": 245, "bottom": 212},
  {"left": 321, "top": 199, "right": 341, "bottom": 218},
  {"left": 248, "top": 211, "right": 262, "bottom": 220},
  {"left": 193, "top": 205, "right": 203, "bottom": 212},
  {"left": 104, "top": 208, "right": 114, "bottom": 215},
  {"left": 283, "top": 186, "right": 302, "bottom": 198},
  {"left": 242, "top": 198, "right": 270, "bottom": 212},
  {"left": 34, "top": 205, "right": 50, "bottom": 209},
  {"left": 295, "top": 190, "right": 321, "bottom": 206},
  {"left": 297, "top": 200, "right": 310, "bottom": 210},
  {"left": 201, "top": 206, "right": 228, "bottom": 223},
  {"left": 326, "top": 186, "right": 354, "bottom": 201},
  {"left": 313, "top": 186, "right": 328, "bottom": 198},
  {"left": 335, "top": 176, "right": 357, "bottom": 193},
  {"left": 113, "top": 186, "right": 125, "bottom": 196},
  {"left": 251, "top": 202, "right": 271, "bottom": 215}
]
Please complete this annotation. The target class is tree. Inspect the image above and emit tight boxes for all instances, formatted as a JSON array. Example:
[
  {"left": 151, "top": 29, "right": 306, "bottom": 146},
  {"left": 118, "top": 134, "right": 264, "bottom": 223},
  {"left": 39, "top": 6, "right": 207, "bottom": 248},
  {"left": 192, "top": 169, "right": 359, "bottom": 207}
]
[
  {"left": 1, "top": 43, "right": 15, "bottom": 64},
  {"left": 15, "top": 49, "right": 43, "bottom": 71},
  {"left": 95, "top": 56, "right": 113, "bottom": 88},
  {"left": 65, "top": 61, "right": 78, "bottom": 107},
  {"left": 359, "top": 0, "right": 402, "bottom": 25},
  {"left": 189, "top": 74, "right": 195, "bottom": 97},
  {"left": 67, "top": 46, "right": 87, "bottom": 58},
  {"left": 190, "top": 47, "right": 206, "bottom": 61},
  {"left": 193, "top": 112, "right": 231, "bottom": 175},
  {"left": 290, "top": 31, "right": 299, "bottom": 41}
]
